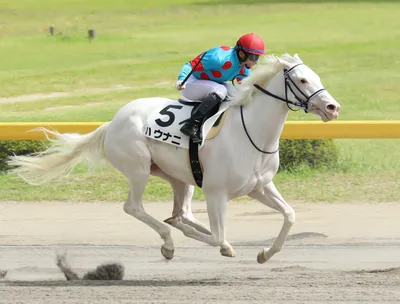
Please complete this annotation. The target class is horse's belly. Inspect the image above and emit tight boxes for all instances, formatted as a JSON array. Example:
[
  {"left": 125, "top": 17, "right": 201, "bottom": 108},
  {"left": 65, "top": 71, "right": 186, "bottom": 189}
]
[{"left": 148, "top": 140, "right": 195, "bottom": 183}]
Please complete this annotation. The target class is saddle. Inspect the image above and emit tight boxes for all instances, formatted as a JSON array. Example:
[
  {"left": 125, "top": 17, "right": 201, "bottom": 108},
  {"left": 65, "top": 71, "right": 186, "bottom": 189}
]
[
  {"left": 178, "top": 99, "right": 227, "bottom": 189},
  {"left": 144, "top": 97, "right": 230, "bottom": 188}
]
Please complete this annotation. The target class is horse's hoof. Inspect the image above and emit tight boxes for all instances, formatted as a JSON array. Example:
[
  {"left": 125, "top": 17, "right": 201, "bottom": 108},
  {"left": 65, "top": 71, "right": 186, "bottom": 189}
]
[
  {"left": 220, "top": 247, "right": 236, "bottom": 258},
  {"left": 161, "top": 246, "right": 174, "bottom": 260},
  {"left": 164, "top": 216, "right": 177, "bottom": 227},
  {"left": 257, "top": 248, "right": 268, "bottom": 264}
]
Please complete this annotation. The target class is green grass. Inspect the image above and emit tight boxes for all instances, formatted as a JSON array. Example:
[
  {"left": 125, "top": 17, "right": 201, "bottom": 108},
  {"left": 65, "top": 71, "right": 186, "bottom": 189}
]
[{"left": 0, "top": 0, "right": 399, "bottom": 202}]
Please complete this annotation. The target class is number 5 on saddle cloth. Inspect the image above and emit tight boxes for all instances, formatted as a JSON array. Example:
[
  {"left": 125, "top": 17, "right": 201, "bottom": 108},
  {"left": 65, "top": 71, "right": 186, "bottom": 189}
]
[{"left": 144, "top": 98, "right": 230, "bottom": 187}]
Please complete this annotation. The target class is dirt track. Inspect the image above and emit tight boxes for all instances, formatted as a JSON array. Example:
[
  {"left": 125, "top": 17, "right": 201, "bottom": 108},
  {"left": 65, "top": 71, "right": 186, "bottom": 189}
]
[{"left": 1, "top": 201, "right": 400, "bottom": 303}]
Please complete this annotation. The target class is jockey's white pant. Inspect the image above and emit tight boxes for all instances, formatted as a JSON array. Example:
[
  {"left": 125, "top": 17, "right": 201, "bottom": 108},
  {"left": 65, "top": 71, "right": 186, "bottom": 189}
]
[{"left": 181, "top": 75, "right": 235, "bottom": 101}]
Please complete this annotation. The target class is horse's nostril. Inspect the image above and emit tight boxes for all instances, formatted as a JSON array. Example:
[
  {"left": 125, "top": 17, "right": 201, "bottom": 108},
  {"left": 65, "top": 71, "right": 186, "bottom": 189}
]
[{"left": 327, "top": 104, "right": 336, "bottom": 112}]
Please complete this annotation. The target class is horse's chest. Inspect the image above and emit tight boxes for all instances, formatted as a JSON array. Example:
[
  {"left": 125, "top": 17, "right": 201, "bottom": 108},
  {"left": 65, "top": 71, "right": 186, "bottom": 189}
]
[{"left": 229, "top": 160, "right": 279, "bottom": 197}]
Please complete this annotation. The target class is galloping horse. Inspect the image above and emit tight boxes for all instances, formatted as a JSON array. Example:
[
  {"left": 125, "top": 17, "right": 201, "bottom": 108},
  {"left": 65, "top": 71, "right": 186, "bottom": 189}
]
[{"left": 9, "top": 53, "right": 340, "bottom": 263}]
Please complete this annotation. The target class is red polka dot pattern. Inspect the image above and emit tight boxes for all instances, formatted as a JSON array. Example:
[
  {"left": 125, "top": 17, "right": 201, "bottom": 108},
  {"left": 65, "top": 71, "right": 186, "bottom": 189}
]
[
  {"left": 220, "top": 46, "right": 230, "bottom": 51},
  {"left": 240, "top": 67, "right": 245, "bottom": 75},
  {"left": 212, "top": 70, "right": 222, "bottom": 78},
  {"left": 194, "top": 62, "right": 204, "bottom": 71},
  {"left": 222, "top": 61, "right": 232, "bottom": 70},
  {"left": 190, "top": 55, "right": 205, "bottom": 71},
  {"left": 200, "top": 72, "right": 210, "bottom": 80}
]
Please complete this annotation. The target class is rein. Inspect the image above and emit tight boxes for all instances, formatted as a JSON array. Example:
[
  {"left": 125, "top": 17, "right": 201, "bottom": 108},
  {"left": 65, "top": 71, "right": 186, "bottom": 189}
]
[
  {"left": 241, "top": 63, "right": 326, "bottom": 154},
  {"left": 240, "top": 105, "right": 279, "bottom": 154},
  {"left": 254, "top": 63, "right": 326, "bottom": 113}
]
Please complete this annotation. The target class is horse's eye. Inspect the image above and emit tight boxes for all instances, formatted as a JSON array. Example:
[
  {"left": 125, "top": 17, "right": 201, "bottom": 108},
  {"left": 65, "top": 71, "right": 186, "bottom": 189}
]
[{"left": 300, "top": 79, "right": 307, "bottom": 84}]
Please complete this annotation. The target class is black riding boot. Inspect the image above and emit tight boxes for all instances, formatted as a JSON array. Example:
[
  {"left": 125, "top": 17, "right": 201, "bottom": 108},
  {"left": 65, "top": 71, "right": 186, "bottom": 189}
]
[{"left": 180, "top": 92, "right": 223, "bottom": 143}]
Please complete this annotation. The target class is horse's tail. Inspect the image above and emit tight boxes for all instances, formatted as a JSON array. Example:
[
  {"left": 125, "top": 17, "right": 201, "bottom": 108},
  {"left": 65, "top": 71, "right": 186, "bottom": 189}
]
[{"left": 8, "top": 122, "right": 110, "bottom": 186}]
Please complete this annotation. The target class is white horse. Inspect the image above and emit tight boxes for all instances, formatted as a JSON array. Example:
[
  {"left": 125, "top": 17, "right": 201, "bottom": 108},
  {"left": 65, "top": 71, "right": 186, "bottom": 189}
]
[{"left": 8, "top": 53, "right": 340, "bottom": 263}]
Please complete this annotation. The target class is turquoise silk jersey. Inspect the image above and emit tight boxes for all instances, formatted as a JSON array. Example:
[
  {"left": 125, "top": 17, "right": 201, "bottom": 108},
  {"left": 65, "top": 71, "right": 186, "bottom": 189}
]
[{"left": 177, "top": 46, "right": 250, "bottom": 84}]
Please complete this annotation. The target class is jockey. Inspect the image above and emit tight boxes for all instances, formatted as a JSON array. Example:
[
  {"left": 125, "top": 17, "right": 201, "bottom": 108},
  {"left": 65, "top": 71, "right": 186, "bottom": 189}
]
[{"left": 176, "top": 33, "right": 266, "bottom": 143}]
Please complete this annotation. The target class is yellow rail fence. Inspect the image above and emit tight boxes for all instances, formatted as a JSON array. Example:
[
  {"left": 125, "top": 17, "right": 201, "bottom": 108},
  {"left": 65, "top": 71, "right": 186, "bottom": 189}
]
[{"left": 0, "top": 121, "right": 400, "bottom": 140}]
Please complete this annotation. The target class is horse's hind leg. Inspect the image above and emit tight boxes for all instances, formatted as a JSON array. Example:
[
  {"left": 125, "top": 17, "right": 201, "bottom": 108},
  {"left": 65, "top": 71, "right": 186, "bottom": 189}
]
[
  {"left": 151, "top": 164, "right": 211, "bottom": 235},
  {"left": 123, "top": 171, "right": 175, "bottom": 260},
  {"left": 103, "top": 112, "right": 174, "bottom": 259}
]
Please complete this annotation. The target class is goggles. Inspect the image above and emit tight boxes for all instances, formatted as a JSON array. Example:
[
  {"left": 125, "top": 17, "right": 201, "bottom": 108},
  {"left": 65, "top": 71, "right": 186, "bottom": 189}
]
[{"left": 246, "top": 53, "right": 260, "bottom": 62}]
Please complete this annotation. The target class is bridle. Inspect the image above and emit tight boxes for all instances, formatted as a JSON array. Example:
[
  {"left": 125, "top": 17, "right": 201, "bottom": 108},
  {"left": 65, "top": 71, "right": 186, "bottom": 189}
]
[
  {"left": 240, "top": 63, "right": 326, "bottom": 154},
  {"left": 253, "top": 63, "right": 326, "bottom": 113}
]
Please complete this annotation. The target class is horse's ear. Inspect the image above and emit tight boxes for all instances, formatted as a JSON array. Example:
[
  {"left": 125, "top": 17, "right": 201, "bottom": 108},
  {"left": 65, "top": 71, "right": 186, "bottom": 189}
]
[
  {"left": 275, "top": 56, "right": 292, "bottom": 69},
  {"left": 294, "top": 53, "right": 303, "bottom": 63}
]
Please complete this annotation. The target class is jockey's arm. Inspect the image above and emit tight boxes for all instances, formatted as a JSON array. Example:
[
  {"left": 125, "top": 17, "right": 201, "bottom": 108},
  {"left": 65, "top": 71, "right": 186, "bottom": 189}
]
[
  {"left": 177, "top": 62, "right": 192, "bottom": 82},
  {"left": 177, "top": 49, "right": 223, "bottom": 82}
]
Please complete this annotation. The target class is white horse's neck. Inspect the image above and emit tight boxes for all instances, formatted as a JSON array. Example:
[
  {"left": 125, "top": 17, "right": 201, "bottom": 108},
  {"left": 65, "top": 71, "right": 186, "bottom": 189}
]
[{"left": 241, "top": 70, "right": 290, "bottom": 153}]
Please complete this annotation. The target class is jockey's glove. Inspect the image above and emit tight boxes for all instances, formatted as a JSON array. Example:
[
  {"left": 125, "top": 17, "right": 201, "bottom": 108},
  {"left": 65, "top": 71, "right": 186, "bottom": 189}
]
[{"left": 175, "top": 80, "right": 186, "bottom": 91}]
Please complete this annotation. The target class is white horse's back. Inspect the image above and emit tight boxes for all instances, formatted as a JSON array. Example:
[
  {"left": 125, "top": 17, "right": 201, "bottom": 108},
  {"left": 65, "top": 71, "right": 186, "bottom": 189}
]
[
  {"left": 110, "top": 97, "right": 171, "bottom": 126},
  {"left": 104, "top": 96, "right": 198, "bottom": 184}
]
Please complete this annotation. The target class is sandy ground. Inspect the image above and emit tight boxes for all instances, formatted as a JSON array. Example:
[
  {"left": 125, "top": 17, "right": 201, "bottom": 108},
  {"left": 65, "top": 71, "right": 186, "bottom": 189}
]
[{"left": 0, "top": 200, "right": 399, "bottom": 303}]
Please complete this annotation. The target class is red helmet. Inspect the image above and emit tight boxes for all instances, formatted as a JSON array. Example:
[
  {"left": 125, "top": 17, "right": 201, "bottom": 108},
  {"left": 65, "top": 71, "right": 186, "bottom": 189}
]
[{"left": 236, "top": 33, "right": 265, "bottom": 55}]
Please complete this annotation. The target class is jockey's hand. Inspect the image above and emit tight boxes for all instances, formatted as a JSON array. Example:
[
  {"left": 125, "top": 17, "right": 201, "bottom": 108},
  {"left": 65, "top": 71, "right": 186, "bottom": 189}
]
[{"left": 175, "top": 80, "right": 185, "bottom": 91}]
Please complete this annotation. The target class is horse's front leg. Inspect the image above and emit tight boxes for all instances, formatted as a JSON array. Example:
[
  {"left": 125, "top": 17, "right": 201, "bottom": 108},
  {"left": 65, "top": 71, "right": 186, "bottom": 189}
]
[{"left": 248, "top": 181, "right": 296, "bottom": 263}]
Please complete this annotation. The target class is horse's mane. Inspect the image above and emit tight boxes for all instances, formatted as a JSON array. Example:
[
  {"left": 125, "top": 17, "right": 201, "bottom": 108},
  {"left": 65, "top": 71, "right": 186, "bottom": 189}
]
[{"left": 231, "top": 53, "right": 301, "bottom": 106}]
